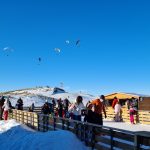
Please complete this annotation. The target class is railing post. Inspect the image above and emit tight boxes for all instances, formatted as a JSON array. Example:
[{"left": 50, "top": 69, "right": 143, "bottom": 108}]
[
  {"left": 14, "top": 110, "right": 16, "bottom": 120},
  {"left": 53, "top": 117, "right": 56, "bottom": 130},
  {"left": 27, "top": 112, "right": 29, "bottom": 125},
  {"left": 84, "top": 124, "right": 89, "bottom": 146},
  {"left": 134, "top": 134, "right": 140, "bottom": 150},
  {"left": 43, "top": 114, "right": 45, "bottom": 132},
  {"left": 81, "top": 123, "right": 84, "bottom": 141},
  {"left": 32, "top": 113, "right": 34, "bottom": 129},
  {"left": 46, "top": 115, "right": 49, "bottom": 131},
  {"left": 75, "top": 122, "right": 79, "bottom": 136},
  {"left": 37, "top": 113, "right": 40, "bottom": 131},
  {"left": 16, "top": 110, "right": 18, "bottom": 121},
  {"left": 110, "top": 129, "right": 114, "bottom": 150},
  {"left": 67, "top": 120, "right": 70, "bottom": 130},
  {"left": 91, "top": 126, "right": 96, "bottom": 150},
  {"left": 62, "top": 119, "right": 65, "bottom": 130},
  {"left": 22, "top": 111, "right": 24, "bottom": 124},
  {"left": 11, "top": 110, "right": 14, "bottom": 119}
]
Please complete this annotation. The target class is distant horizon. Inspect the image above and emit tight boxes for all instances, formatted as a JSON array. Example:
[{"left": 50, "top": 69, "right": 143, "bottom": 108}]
[{"left": 1, "top": 85, "right": 150, "bottom": 97}]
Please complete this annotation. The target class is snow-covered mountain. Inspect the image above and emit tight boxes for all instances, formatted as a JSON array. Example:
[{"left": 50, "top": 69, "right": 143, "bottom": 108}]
[{"left": 1, "top": 87, "right": 97, "bottom": 107}]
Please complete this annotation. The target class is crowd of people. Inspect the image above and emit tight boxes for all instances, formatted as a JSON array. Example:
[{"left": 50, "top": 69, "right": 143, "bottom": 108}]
[
  {"left": 0, "top": 94, "right": 139, "bottom": 125},
  {"left": 0, "top": 96, "right": 25, "bottom": 120},
  {"left": 111, "top": 96, "right": 138, "bottom": 124},
  {"left": 40, "top": 95, "right": 107, "bottom": 125},
  {"left": 0, "top": 96, "right": 14, "bottom": 120}
]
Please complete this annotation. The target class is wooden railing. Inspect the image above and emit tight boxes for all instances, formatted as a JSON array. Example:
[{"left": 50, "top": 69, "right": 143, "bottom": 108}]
[
  {"left": 23, "top": 106, "right": 150, "bottom": 125},
  {"left": 23, "top": 106, "right": 42, "bottom": 113},
  {"left": 9, "top": 109, "right": 150, "bottom": 150},
  {"left": 106, "top": 107, "right": 150, "bottom": 125},
  {"left": 138, "top": 110, "right": 150, "bottom": 125}
]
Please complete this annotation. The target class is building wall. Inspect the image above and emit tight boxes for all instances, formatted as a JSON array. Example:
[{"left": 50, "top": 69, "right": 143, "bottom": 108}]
[{"left": 139, "top": 97, "right": 150, "bottom": 111}]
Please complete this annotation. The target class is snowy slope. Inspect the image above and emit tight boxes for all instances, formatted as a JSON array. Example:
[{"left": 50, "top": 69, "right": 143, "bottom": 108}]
[
  {"left": 2, "top": 87, "right": 96, "bottom": 107},
  {"left": 0, "top": 119, "right": 89, "bottom": 150}
]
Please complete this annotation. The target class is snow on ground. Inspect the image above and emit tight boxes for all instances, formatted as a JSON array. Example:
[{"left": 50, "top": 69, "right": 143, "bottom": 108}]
[
  {"left": 103, "top": 119, "right": 150, "bottom": 132},
  {"left": 0, "top": 119, "right": 89, "bottom": 150},
  {"left": 25, "top": 87, "right": 54, "bottom": 97},
  {"left": 0, "top": 119, "right": 35, "bottom": 133},
  {"left": 0, "top": 120, "right": 149, "bottom": 150},
  {"left": 10, "top": 95, "right": 45, "bottom": 107}
]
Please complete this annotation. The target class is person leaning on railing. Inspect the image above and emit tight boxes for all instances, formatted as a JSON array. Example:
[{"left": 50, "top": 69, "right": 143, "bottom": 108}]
[
  {"left": 68, "top": 96, "right": 85, "bottom": 121},
  {"left": 0, "top": 96, "right": 5, "bottom": 120}
]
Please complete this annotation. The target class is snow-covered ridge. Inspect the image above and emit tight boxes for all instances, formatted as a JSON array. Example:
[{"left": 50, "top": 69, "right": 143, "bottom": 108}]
[{"left": 1, "top": 87, "right": 96, "bottom": 107}]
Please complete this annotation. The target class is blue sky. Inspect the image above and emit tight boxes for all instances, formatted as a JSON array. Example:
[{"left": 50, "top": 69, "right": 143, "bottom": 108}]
[{"left": 0, "top": 0, "right": 150, "bottom": 95}]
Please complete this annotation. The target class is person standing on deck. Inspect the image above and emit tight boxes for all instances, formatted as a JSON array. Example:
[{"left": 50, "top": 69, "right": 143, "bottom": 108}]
[
  {"left": 129, "top": 105, "right": 135, "bottom": 124},
  {"left": 69, "top": 96, "right": 85, "bottom": 121},
  {"left": 114, "top": 101, "right": 122, "bottom": 122},
  {"left": 57, "top": 98, "right": 63, "bottom": 117},
  {"left": 63, "top": 98, "right": 70, "bottom": 118},
  {"left": 112, "top": 96, "right": 118, "bottom": 109},
  {"left": 89, "top": 98, "right": 107, "bottom": 125},
  {"left": 0, "top": 96, "right": 5, "bottom": 120},
  {"left": 16, "top": 97, "right": 23, "bottom": 110}
]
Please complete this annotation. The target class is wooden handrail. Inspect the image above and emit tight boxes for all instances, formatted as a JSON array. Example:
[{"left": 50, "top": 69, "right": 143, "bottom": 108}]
[{"left": 8, "top": 109, "right": 150, "bottom": 150}]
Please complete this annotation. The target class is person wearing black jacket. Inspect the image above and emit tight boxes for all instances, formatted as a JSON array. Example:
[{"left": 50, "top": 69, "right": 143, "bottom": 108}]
[
  {"left": 57, "top": 99, "right": 63, "bottom": 117},
  {"left": 0, "top": 96, "right": 5, "bottom": 120},
  {"left": 16, "top": 98, "right": 23, "bottom": 110},
  {"left": 41, "top": 101, "right": 51, "bottom": 114},
  {"left": 63, "top": 98, "right": 70, "bottom": 117}
]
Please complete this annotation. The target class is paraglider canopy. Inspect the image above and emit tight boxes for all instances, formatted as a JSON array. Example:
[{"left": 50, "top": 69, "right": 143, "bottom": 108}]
[
  {"left": 65, "top": 40, "right": 70, "bottom": 44},
  {"left": 54, "top": 48, "right": 61, "bottom": 53},
  {"left": 76, "top": 40, "right": 80, "bottom": 46},
  {"left": 38, "top": 57, "right": 41, "bottom": 62},
  {"left": 3, "top": 47, "right": 14, "bottom": 56}
]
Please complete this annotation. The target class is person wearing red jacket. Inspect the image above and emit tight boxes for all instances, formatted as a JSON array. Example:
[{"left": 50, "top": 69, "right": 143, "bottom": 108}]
[{"left": 112, "top": 97, "right": 118, "bottom": 109}]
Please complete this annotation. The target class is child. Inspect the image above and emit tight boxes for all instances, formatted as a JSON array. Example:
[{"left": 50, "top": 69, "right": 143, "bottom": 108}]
[{"left": 129, "top": 105, "right": 135, "bottom": 124}]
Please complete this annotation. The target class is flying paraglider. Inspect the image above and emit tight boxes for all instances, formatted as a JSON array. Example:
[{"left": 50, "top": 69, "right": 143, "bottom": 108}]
[
  {"left": 38, "top": 57, "right": 41, "bottom": 62},
  {"left": 54, "top": 48, "right": 61, "bottom": 53},
  {"left": 37, "top": 57, "right": 42, "bottom": 65},
  {"left": 76, "top": 40, "right": 80, "bottom": 46},
  {"left": 65, "top": 40, "right": 70, "bottom": 44},
  {"left": 3, "top": 47, "right": 14, "bottom": 56}
]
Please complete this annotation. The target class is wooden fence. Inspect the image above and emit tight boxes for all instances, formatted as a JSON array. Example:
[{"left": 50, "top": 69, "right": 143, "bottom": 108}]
[
  {"left": 106, "top": 107, "right": 150, "bottom": 125},
  {"left": 138, "top": 110, "right": 150, "bottom": 125},
  {"left": 23, "top": 106, "right": 150, "bottom": 125},
  {"left": 9, "top": 109, "right": 150, "bottom": 150},
  {"left": 23, "top": 106, "right": 41, "bottom": 113}
]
